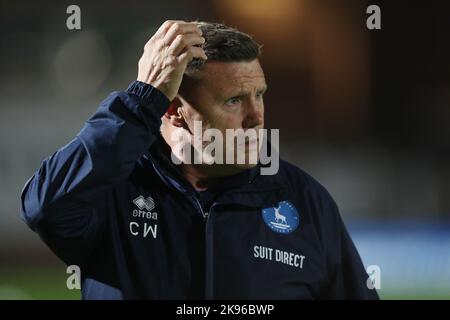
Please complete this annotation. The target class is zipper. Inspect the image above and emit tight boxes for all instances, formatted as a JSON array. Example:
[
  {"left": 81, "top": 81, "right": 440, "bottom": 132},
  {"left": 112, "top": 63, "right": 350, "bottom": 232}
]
[
  {"left": 204, "top": 202, "right": 218, "bottom": 300},
  {"left": 178, "top": 187, "right": 224, "bottom": 299},
  {"left": 190, "top": 195, "right": 214, "bottom": 299},
  {"left": 192, "top": 196, "right": 208, "bottom": 219}
]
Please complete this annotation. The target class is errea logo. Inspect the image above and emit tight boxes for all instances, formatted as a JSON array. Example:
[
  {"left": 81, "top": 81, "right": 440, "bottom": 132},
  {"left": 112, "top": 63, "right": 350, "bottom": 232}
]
[
  {"left": 130, "top": 195, "right": 158, "bottom": 239},
  {"left": 133, "top": 195, "right": 155, "bottom": 211}
]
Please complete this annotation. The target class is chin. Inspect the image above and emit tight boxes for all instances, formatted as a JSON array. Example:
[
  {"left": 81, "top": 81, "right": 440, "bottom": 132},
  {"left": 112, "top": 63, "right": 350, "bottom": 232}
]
[
  {"left": 201, "top": 162, "right": 256, "bottom": 178},
  {"left": 231, "top": 162, "right": 259, "bottom": 170}
]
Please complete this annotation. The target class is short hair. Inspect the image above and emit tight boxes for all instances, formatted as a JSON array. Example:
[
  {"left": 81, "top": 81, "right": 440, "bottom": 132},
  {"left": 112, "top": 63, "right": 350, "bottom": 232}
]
[{"left": 185, "top": 21, "right": 262, "bottom": 75}]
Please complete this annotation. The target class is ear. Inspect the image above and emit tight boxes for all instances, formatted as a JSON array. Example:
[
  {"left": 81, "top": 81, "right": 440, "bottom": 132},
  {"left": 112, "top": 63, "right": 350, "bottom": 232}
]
[{"left": 164, "top": 97, "right": 186, "bottom": 128}]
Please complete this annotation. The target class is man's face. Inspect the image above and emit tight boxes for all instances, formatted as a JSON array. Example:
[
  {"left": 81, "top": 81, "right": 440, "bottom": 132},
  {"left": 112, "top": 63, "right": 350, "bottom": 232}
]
[{"left": 177, "top": 59, "right": 267, "bottom": 175}]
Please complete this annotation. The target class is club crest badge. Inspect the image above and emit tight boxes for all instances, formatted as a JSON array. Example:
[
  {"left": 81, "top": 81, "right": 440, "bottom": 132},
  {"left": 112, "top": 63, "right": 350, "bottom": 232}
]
[{"left": 262, "top": 200, "right": 300, "bottom": 234}]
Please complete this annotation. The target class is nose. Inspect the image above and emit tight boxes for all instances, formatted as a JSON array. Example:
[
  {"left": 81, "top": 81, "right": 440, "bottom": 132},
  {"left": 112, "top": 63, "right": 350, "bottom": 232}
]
[{"left": 242, "top": 99, "right": 263, "bottom": 129}]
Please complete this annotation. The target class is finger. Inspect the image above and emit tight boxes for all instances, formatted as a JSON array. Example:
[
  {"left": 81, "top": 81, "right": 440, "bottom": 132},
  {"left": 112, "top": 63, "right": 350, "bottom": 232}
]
[
  {"left": 144, "top": 20, "right": 186, "bottom": 49},
  {"left": 178, "top": 46, "right": 208, "bottom": 66},
  {"left": 163, "top": 22, "right": 202, "bottom": 46},
  {"left": 153, "top": 20, "right": 184, "bottom": 38},
  {"left": 168, "top": 34, "right": 205, "bottom": 56}
]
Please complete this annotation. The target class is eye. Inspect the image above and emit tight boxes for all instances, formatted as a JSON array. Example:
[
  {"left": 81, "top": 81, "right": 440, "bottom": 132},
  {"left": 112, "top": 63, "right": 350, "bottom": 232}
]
[
  {"left": 256, "top": 91, "right": 264, "bottom": 100},
  {"left": 225, "top": 97, "right": 242, "bottom": 107}
]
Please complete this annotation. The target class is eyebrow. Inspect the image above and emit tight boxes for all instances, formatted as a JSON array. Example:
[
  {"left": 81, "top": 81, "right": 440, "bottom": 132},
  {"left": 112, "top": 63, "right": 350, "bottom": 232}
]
[{"left": 224, "top": 85, "right": 268, "bottom": 99}]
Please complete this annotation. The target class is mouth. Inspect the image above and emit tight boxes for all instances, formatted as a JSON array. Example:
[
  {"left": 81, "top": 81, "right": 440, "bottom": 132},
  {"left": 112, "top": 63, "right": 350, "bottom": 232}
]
[{"left": 243, "top": 139, "right": 258, "bottom": 151}]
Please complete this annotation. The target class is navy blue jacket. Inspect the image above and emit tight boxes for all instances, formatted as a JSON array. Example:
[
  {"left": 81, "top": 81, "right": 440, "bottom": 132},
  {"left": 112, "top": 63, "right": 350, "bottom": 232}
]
[{"left": 21, "top": 81, "right": 379, "bottom": 300}]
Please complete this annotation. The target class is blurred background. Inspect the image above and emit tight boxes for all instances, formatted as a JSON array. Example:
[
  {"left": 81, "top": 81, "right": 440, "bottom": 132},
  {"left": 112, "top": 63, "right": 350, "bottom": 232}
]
[{"left": 0, "top": 0, "right": 449, "bottom": 299}]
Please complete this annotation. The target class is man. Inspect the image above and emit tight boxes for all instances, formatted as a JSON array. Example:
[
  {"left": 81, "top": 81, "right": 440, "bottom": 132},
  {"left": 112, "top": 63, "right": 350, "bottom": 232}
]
[{"left": 21, "top": 21, "right": 378, "bottom": 299}]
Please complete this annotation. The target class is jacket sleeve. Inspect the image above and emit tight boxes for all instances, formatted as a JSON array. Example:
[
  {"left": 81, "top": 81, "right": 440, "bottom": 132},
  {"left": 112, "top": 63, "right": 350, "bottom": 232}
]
[
  {"left": 20, "top": 81, "right": 170, "bottom": 265},
  {"left": 314, "top": 186, "right": 379, "bottom": 300},
  {"left": 325, "top": 215, "right": 379, "bottom": 299}
]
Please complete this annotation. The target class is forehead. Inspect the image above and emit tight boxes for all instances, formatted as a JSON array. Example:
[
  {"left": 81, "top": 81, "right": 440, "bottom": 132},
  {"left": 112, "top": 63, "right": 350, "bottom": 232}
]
[{"left": 198, "top": 60, "right": 266, "bottom": 94}]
